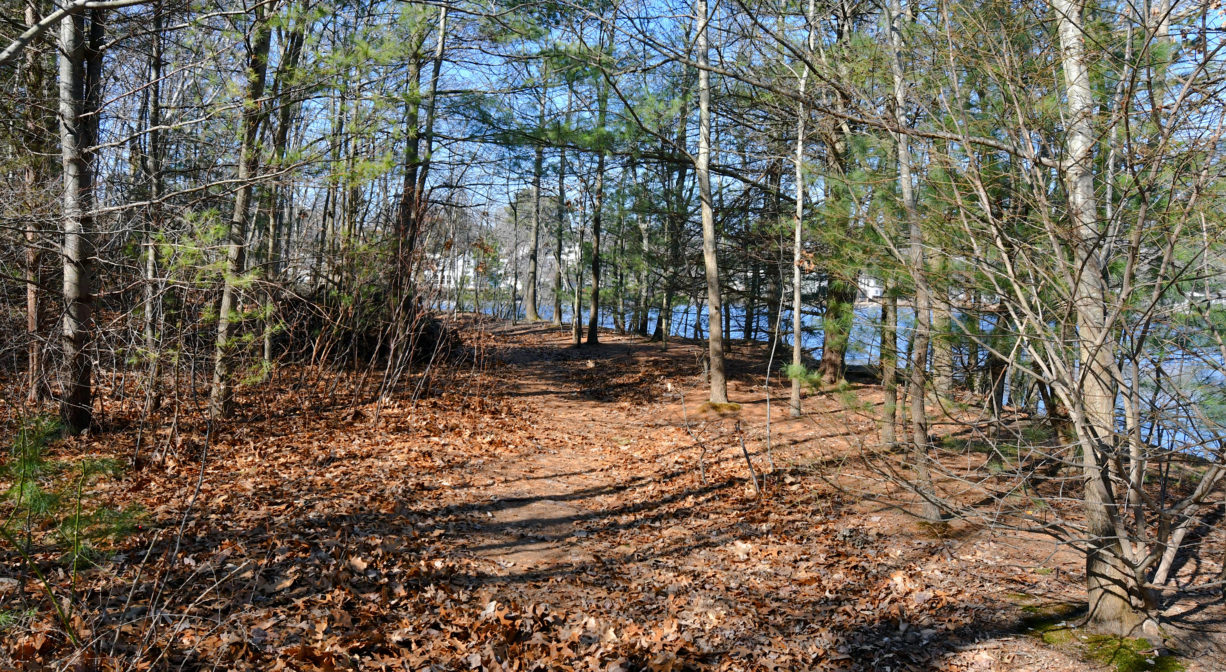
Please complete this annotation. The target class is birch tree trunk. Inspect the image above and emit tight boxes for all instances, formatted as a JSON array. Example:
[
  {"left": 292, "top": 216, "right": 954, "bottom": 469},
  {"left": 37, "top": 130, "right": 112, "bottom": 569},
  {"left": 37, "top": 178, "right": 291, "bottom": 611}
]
[{"left": 790, "top": 0, "right": 816, "bottom": 417}]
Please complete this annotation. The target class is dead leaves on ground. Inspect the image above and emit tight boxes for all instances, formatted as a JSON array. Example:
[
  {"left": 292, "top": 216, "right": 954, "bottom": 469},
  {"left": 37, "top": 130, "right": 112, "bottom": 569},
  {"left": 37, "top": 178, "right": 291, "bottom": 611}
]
[{"left": 2, "top": 328, "right": 1091, "bottom": 671}]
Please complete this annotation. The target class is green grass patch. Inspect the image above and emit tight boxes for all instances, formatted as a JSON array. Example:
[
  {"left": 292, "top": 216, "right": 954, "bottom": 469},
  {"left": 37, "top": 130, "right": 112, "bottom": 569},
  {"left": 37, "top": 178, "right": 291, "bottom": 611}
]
[
  {"left": 2, "top": 415, "right": 142, "bottom": 569},
  {"left": 0, "top": 608, "right": 37, "bottom": 630}
]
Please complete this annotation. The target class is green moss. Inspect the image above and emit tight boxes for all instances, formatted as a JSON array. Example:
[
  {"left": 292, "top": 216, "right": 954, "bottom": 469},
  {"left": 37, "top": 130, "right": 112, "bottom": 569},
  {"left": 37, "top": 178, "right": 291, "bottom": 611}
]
[
  {"left": 1083, "top": 635, "right": 1184, "bottom": 672},
  {"left": 1013, "top": 600, "right": 1183, "bottom": 672}
]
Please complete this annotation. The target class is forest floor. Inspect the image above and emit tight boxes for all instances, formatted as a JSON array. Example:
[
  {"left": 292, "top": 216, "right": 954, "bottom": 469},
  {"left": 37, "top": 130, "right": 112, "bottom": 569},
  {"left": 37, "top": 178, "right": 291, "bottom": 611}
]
[{"left": 2, "top": 317, "right": 1224, "bottom": 671}]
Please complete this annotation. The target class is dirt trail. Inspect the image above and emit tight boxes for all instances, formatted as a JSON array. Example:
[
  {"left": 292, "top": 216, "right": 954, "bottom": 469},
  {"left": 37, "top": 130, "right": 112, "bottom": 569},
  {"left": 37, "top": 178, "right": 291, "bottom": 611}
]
[
  {"left": 457, "top": 323, "right": 693, "bottom": 573},
  {"left": 14, "top": 319, "right": 1219, "bottom": 670},
  {"left": 412, "top": 321, "right": 1116, "bottom": 670}
]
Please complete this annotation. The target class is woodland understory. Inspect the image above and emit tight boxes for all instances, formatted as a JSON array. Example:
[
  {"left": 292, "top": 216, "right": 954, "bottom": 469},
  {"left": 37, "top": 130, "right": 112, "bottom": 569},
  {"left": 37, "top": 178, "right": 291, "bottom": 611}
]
[
  {"left": 3, "top": 0, "right": 1226, "bottom": 669},
  {"left": 0, "top": 319, "right": 1223, "bottom": 671}
]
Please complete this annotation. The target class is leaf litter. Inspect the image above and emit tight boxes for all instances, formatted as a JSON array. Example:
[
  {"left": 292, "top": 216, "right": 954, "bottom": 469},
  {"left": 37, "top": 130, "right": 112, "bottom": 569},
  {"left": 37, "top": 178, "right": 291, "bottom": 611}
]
[{"left": 0, "top": 321, "right": 1180, "bottom": 670}]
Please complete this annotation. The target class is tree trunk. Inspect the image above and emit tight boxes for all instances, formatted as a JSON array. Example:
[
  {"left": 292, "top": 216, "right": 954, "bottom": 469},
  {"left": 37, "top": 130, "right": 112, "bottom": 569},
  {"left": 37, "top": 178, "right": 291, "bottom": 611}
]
[
  {"left": 880, "top": 286, "right": 898, "bottom": 448},
  {"left": 554, "top": 146, "right": 566, "bottom": 326},
  {"left": 58, "top": 10, "right": 104, "bottom": 434},
  {"left": 587, "top": 75, "right": 610, "bottom": 345},
  {"left": 526, "top": 90, "right": 545, "bottom": 322},
  {"left": 24, "top": 2, "right": 50, "bottom": 405},
  {"left": 210, "top": 6, "right": 271, "bottom": 419},
  {"left": 636, "top": 171, "right": 651, "bottom": 337},
  {"left": 789, "top": 12, "right": 814, "bottom": 414},
  {"left": 572, "top": 211, "right": 584, "bottom": 346},
  {"left": 790, "top": 119, "right": 806, "bottom": 416},
  {"left": 744, "top": 262, "right": 758, "bottom": 341},
  {"left": 511, "top": 196, "right": 520, "bottom": 324},
  {"left": 818, "top": 279, "right": 856, "bottom": 383},
  {"left": 261, "top": 11, "right": 305, "bottom": 375},
  {"left": 887, "top": 0, "right": 940, "bottom": 521},
  {"left": 553, "top": 93, "right": 572, "bottom": 326},
  {"left": 143, "top": 6, "right": 165, "bottom": 409},
  {"left": 1053, "top": 0, "right": 1155, "bottom": 635},
  {"left": 696, "top": 0, "right": 727, "bottom": 403}
]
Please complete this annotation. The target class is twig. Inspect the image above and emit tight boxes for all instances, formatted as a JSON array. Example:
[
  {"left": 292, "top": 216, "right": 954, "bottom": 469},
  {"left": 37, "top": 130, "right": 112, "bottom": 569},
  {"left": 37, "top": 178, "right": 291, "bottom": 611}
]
[
  {"left": 678, "top": 385, "right": 708, "bottom": 484},
  {"left": 737, "top": 421, "right": 762, "bottom": 499}
]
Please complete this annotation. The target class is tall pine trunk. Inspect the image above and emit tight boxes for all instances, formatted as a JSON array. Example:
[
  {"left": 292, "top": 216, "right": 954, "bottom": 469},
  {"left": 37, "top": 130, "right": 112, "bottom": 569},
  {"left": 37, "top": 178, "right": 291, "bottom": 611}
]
[
  {"left": 526, "top": 90, "right": 545, "bottom": 322},
  {"left": 143, "top": 7, "right": 165, "bottom": 410},
  {"left": 210, "top": 6, "right": 271, "bottom": 419},
  {"left": 58, "top": 10, "right": 104, "bottom": 434},
  {"left": 696, "top": 0, "right": 726, "bottom": 403},
  {"left": 553, "top": 144, "right": 566, "bottom": 326},
  {"left": 887, "top": 0, "right": 940, "bottom": 521}
]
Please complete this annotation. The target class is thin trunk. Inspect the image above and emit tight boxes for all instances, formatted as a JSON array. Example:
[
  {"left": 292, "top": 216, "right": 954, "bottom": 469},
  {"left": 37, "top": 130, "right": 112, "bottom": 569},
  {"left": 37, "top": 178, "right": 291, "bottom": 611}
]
[
  {"left": 554, "top": 147, "right": 566, "bottom": 326},
  {"left": 572, "top": 202, "right": 585, "bottom": 345},
  {"left": 635, "top": 164, "right": 651, "bottom": 336},
  {"left": 790, "top": 119, "right": 806, "bottom": 417},
  {"left": 586, "top": 77, "right": 609, "bottom": 345},
  {"left": 586, "top": 162, "right": 604, "bottom": 343},
  {"left": 553, "top": 92, "right": 572, "bottom": 326},
  {"left": 880, "top": 286, "right": 898, "bottom": 448},
  {"left": 262, "top": 12, "right": 305, "bottom": 373},
  {"left": 526, "top": 91, "right": 545, "bottom": 322},
  {"left": 393, "top": 18, "right": 432, "bottom": 309},
  {"left": 24, "top": 2, "right": 48, "bottom": 405},
  {"left": 143, "top": 7, "right": 165, "bottom": 409},
  {"left": 210, "top": 6, "right": 271, "bottom": 419},
  {"left": 790, "top": 2, "right": 813, "bottom": 416},
  {"left": 888, "top": 0, "right": 940, "bottom": 521},
  {"left": 745, "top": 262, "right": 758, "bottom": 341},
  {"left": 511, "top": 197, "right": 520, "bottom": 324},
  {"left": 696, "top": 0, "right": 726, "bottom": 403},
  {"left": 413, "top": 4, "right": 447, "bottom": 229},
  {"left": 615, "top": 198, "right": 627, "bottom": 335}
]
